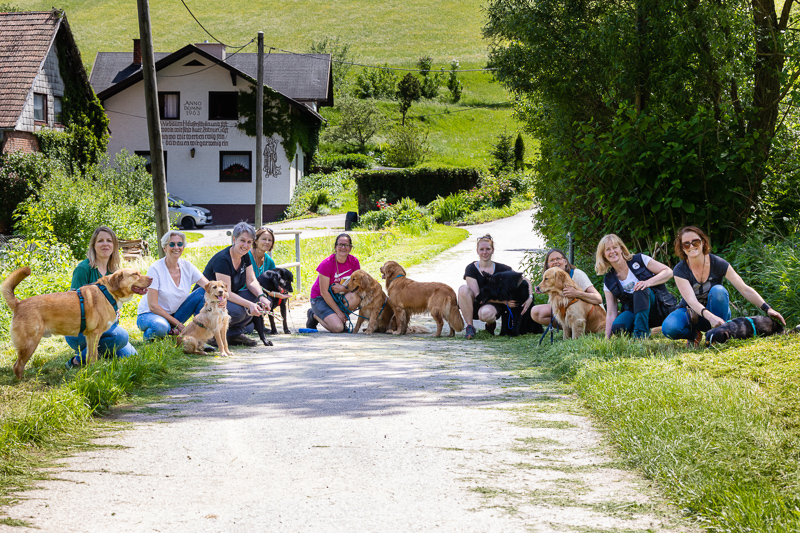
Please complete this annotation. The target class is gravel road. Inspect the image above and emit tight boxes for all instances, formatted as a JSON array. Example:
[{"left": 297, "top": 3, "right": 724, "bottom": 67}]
[{"left": 1, "top": 212, "right": 693, "bottom": 532}]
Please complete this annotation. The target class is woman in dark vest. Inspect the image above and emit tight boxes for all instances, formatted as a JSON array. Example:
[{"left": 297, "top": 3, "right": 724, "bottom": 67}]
[
  {"left": 662, "top": 225, "right": 785, "bottom": 347},
  {"left": 595, "top": 234, "right": 676, "bottom": 339}
]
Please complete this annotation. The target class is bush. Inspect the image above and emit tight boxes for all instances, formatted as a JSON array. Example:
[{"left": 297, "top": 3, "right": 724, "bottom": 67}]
[
  {"left": 416, "top": 56, "right": 444, "bottom": 99},
  {"left": 428, "top": 192, "right": 472, "bottom": 223},
  {"left": 354, "top": 66, "right": 398, "bottom": 99},
  {"left": 489, "top": 129, "right": 515, "bottom": 174},
  {"left": 313, "top": 153, "right": 375, "bottom": 173},
  {"left": 0, "top": 151, "right": 62, "bottom": 234},
  {"left": 355, "top": 167, "right": 481, "bottom": 213},
  {"left": 13, "top": 152, "right": 156, "bottom": 259},
  {"left": 383, "top": 124, "right": 429, "bottom": 168},
  {"left": 282, "top": 170, "right": 355, "bottom": 219},
  {"left": 357, "top": 197, "right": 433, "bottom": 233},
  {"left": 466, "top": 174, "right": 516, "bottom": 209},
  {"left": 447, "top": 60, "right": 463, "bottom": 103}
]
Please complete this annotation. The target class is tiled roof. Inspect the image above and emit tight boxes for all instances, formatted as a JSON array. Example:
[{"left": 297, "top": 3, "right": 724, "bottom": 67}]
[
  {"left": 90, "top": 48, "right": 332, "bottom": 105},
  {"left": 0, "top": 11, "right": 61, "bottom": 128}
]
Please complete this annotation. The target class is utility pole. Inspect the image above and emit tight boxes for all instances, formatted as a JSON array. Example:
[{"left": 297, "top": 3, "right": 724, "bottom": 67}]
[
  {"left": 254, "top": 31, "right": 264, "bottom": 228},
  {"left": 137, "top": 0, "right": 169, "bottom": 258}
]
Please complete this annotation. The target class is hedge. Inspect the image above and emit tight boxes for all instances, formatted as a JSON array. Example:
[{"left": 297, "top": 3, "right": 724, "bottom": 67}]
[{"left": 354, "top": 167, "right": 481, "bottom": 213}]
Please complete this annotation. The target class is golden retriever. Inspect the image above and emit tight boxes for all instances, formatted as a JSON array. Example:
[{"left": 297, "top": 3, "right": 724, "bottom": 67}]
[
  {"left": 178, "top": 280, "right": 232, "bottom": 357},
  {"left": 380, "top": 261, "right": 464, "bottom": 337},
  {"left": 538, "top": 267, "right": 606, "bottom": 339},
  {"left": 1, "top": 266, "right": 152, "bottom": 379},
  {"left": 345, "top": 270, "right": 395, "bottom": 334}
]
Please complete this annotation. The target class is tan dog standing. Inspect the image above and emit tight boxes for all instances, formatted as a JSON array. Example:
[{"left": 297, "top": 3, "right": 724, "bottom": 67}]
[
  {"left": 345, "top": 270, "right": 395, "bottom": 334},
  {"left": 538, "top": 267, "right": 606, "bottom": 339},
  {"left": 1, "top": 267, "right": 152, "bottom": 379},
  {"left": 380, "top": 261, "right": 464, "bottom": 337},
  {"left": 178, "top": 280, "right": 232, "bottom": 357}
]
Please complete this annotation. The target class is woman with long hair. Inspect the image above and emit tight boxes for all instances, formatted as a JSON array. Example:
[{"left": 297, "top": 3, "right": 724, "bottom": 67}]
[{"left": 306, "top": 233, "right": 362, "bottom": 333}]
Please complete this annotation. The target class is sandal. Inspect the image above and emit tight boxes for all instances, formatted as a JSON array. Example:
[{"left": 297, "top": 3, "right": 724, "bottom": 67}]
[{"left": 65, "top": 356, "right": 81, "bottom": 370}]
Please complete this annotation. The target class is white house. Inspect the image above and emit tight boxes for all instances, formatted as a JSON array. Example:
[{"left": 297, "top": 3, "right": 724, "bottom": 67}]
[{"left": 90, "top": 41, "right": 332, "bottom": 224}]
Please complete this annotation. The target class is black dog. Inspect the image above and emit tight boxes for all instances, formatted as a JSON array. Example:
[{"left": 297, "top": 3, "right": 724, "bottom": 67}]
[
  {"left": 706, "top": 316, "right": 784, "bottom": 345},
  {"left": 476, "top": 271, "right": 541, "bottom": 337},
  {"left": 253, "top": 268, "right": 294, "bottom": 344}
]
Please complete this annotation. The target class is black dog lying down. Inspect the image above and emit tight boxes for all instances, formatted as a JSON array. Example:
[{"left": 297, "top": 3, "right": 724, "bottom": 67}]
[
  {"left": 252, "top": 268, "right": 294, "bottom": 345},
  {"left": 706, "top": 316, "right": 784, "bottom": 345},
  {"left": 476, "top": 270, "right": 541, "bottom": 337}
]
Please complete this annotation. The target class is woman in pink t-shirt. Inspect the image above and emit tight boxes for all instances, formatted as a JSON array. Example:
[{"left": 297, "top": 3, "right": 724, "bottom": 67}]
[{"left": 306, "top": 233, "right": 362, "bottom": 332}]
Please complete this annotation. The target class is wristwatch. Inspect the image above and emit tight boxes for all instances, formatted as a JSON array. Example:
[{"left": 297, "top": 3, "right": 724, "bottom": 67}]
[{"left": 761, "top": 302, "right": 771, "bottom": 312}]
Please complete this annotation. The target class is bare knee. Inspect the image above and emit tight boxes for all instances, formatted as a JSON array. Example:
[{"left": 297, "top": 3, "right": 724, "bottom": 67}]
[
  {"left": 532, "top": 304, "right": 551, "bottom": 325},
  {"left": 477, "top": 305, "right": 496, "bottom": 323}
]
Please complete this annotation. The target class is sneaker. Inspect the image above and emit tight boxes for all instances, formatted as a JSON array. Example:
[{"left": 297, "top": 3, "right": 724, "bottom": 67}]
[
  {"left": 306, "top": 308, "right": 319, "bottom": 329},
  {"left": 227, "top": 334, "right": 258, "bottom": 347},
  {"left": 65, "top": 355, "right": 81, "bottom": 370},
  {"left": 485, "top": 322, "right": 496, "bottom": 336},
  {"left": 202, "top": 344, "right": 216, "bottom": 353},
  {"left": 465, "top": 324, "right": 476, "bottom": 340}
]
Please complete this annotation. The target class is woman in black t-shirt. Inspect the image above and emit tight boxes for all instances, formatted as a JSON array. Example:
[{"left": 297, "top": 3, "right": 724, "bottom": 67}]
[
  {"left": 662, "top": 225, "right": 785, "bottom": 346},
  {"left": 201, "top": 222, "right": 270, "bottom": 346},
  {"left": 457, "top": 234, "right": 533, "bottom": 339}
]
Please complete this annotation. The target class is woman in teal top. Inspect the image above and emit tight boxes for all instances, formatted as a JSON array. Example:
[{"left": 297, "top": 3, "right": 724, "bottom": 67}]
[
  {"left": 248, "top": 227, "right": 276, "bottom": 278},
  {"left": 65, "top": 226, "right": 136, "bottom": 369}
]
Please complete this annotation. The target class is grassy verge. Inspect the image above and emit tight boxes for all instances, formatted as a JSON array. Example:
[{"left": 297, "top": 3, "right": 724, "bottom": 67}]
[
  {"left": 491, "top": 332, "right": 800, "bottom": 531},
  {"left": 457, "top": 196, "right": 533, "bottom": 226},
  {"left": 0, "top": 224, "right": 467, "bottom": 507}
]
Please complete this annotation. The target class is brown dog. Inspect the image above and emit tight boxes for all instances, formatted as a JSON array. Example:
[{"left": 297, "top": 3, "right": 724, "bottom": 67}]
[
  {"left": 380, "top": 261, "right": 464, "bottom": 337},
  {"left": 345, "top": 269, "right": 395, "bottom": 334},
  {"left": 538, "top": 267, "right": 606, "bottom": 339},
  {"left": 178, "top": 280, "right": 232, "bottom": 357},
  {"left": 1, "top": 266, "right": 151, "bottom": 379}
]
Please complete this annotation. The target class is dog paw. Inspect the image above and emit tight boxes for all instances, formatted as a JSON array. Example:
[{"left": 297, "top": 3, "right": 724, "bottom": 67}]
[
  {"left": 283, "top": 329, "right": 291, "bottom": 334},
  {"left": 265, "top": 340, "right": 274, "bottom": 346},
  {"left": 270, "top": 329, "right": 278, "bottom": 335}
]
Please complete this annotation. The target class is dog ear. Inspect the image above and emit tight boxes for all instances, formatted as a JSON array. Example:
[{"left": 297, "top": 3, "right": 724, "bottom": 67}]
[{"left": 104, "top": 270, "right": 125, "bottom": 293}]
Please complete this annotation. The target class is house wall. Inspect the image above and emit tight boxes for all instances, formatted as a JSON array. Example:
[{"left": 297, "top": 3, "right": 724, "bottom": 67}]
[
  {"left": 102, "top": 52, "right": 305, "bottom": 224},
  {"left": 16, "top": 44, "right": 65, "bottom": 133},
  {"left": 1, "top": 131, "right": 39, "bottom": 153}
]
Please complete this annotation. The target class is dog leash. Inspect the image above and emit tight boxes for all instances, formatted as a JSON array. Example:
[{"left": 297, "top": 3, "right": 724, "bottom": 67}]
[
  {"left": 329, "top": 287, "right": 355, "bottom": 333},
  {"left": 538, "top": 314, "right": 554, "bottom": 346}
]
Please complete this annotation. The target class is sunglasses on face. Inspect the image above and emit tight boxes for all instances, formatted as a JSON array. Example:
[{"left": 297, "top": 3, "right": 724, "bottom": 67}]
[
  {"left": 168, "top": 242, "right": 184, "bottom": 248},
  {"left": 681, "top": 239, "right": 702, "bottom": 250}
]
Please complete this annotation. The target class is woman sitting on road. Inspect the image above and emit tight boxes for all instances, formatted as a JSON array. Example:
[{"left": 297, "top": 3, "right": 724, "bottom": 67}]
[
  {"left": 249, "top": 226, "right": 277, "bottom": 278},
  {"left": 201, "top": 222, "right": 270, "bottom": 347},
  {"left": 65, "top": 226, "right": 136, "bottom": 369},
  {"left": 662, "top": 225, "right": 785, "bottom": 346},
  {"left": 530, "top": 248, "right": 602, "bottom": 328},
  {"left": 137, "top": 230, "right": 210, "bottom": 341},
  {"left": 458, "top": 234, "right": 533, "bottom": 339},
  {"left": 596, "top": 234, "right": 676, "bottom": 339},
  {"left": 306, "top": 233, "right": 362, "bottom": 333}
]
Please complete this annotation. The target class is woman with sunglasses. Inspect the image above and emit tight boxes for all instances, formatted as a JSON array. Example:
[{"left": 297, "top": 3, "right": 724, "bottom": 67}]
[
  {"left": 662, "top": 226, "right": 785, "bottom": 346},
  {"left": 137, "top": 230, "right": 211, "bottom": 341},
  {"left": 306, "top": 233, "right": 362, "bottom": 333}
]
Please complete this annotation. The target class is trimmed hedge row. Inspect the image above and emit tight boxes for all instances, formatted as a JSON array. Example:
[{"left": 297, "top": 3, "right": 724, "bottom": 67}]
[{"left": 354, "top": 167, "right": 481, "bottom": 213}]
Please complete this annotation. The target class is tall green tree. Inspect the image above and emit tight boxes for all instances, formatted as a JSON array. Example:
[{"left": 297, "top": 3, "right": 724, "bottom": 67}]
[
  {"left": 484, "top": 0, "right": 800, "bottom": 251},
  {"left": 396, "top": 73, "right": 422, "bottom": 126}
]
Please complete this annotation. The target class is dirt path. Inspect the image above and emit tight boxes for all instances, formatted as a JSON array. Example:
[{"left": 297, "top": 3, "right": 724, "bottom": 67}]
[{"left": 1, "top": 213, "right": 692, "bottom": 532}]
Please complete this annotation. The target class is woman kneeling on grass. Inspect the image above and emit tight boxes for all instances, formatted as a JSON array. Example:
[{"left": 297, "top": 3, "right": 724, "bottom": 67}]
[
  {"left": 530, "top": 248, "right": 602, "bottom": 329},
  {"left": 662, "top": 225, "right": 786, "bottom": 347},
  {"left": 201, "top": 222, "right": 270, "bottom": 347},
  {"left": 65, "top": 226, "right": 136, "bottom": 369},
  {"left": 306, "top": 233, "right": 362, "bottom": 333},
  {"left": 136, "top": 230, "right": 210, "bottom": 341},
  {"left": 596, "top": 234, "right": 676, "bottom": 339},
  {"left": 458, "top": 234, "right": 532, "bottom": 339}
]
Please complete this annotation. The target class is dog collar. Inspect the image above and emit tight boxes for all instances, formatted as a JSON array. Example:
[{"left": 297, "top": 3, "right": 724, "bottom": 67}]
[
  {"left": 393, "top": 274, "right": 405, "bottom": 280},
  {"left": 744, "top": 316, "right": 757, "bottom": 336},
  {"left": 194, "top": 319, "right": 208, "bottom": 330},
  {"left": 96, "top": 284, "right": 118, "bottom": 312}
]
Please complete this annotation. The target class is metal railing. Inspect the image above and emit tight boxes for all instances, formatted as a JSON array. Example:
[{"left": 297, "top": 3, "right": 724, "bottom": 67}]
[{"left": 274, "top": 230, "right": 302, "bottom": 294}]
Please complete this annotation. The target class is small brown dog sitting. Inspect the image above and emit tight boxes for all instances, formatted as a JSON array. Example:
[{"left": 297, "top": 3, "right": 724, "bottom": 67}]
[
  {"left": 1, "top": 266, "right": 151, "bottom": 379},
  {"left": 380, "top": 261, "right": 464, "bottom": 337},
  {"left": 538, "top": 267, "right": 606, "bottom": 339},
  {"left": 178, "top": 280, "right": 232, "bottom": 357},
  {"left": 345, "top": 269, "right": 396, "bottom": 334}
]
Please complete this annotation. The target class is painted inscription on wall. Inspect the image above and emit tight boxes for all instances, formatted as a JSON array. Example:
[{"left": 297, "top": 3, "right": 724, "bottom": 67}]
[{"left": 160, "top": 101, "right": 230, "bottom": 147}]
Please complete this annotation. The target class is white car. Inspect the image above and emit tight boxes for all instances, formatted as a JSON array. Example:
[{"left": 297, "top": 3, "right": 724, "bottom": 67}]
[{"left": 168, "top": 195, "right": 213, "bottom": 229}]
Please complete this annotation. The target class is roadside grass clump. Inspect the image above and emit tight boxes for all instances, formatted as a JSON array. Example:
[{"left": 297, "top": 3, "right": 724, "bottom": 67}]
[
  {"left": 357, "top": 198, "right": 433, "bottom": 233},
  {"left": 498, "top": 329, "right": 800, "bottom": 532}
]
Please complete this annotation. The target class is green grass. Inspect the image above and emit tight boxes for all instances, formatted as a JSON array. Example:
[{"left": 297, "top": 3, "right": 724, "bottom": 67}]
[
  {"left": 16, "top": 0, "right": 491, "bottom": 71},
  {"left": 492, "top": 332, "right": 800, "bottom": 532},
  {"left": 183, "top": 231, "right": 203, "bottom": 244}
]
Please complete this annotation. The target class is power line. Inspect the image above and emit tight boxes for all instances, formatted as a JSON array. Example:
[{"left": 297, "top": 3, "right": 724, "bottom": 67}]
[
  {"left": 178, "top": 0, "right": 252, "bottom": 49},
  {"left": 159, "top": 38, "right": 255, "bottom": 78}
]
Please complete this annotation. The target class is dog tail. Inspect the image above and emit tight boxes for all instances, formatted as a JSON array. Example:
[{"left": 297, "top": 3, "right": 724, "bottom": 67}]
[
  {"left": 446, "top": 295, "right": 464, "bottom": 332},
  {"left": 1, "top": 267, "right": 31, "bottom": 313}
]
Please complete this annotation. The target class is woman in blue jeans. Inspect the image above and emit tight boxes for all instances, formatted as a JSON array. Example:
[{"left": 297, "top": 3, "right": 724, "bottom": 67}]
[
  {"left": 595, "top": 234, "right": 675, "bottom": 339},
  {"left": 662, "top": 226, "right": 785, "bottom": 347},
  {"left": 137, "top": 230, "right": 210, "bottom": 341},
  {"left": 65, "top": 226, "right": 136, "bottom": 369}
]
